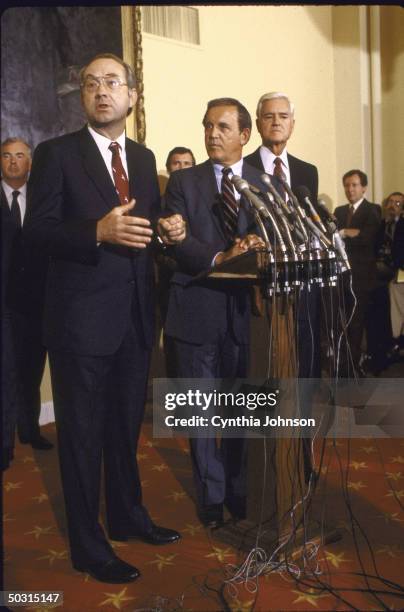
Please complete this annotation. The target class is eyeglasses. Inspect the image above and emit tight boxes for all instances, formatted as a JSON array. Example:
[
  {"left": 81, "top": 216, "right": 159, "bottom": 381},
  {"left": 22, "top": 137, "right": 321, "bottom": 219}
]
[{"left": 81, "top": 76, "right": 128, "bottom": 92}]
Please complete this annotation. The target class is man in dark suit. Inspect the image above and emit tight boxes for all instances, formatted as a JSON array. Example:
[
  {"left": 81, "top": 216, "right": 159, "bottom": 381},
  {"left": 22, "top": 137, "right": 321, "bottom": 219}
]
[
  {"left": 164, "top": 98, "right": 267, "bottom": 528},
  {"left": 334, "top": 169, "right": 381, "bottom": 375},
  {"left": 245, "top": 92, "right": 320, "bottom": 379},
  {"left": 1, "top": 137, "right": 52, "bottom": 456},
  {"left": 24, "top": 53, "right": 185, "bottom": 584}
]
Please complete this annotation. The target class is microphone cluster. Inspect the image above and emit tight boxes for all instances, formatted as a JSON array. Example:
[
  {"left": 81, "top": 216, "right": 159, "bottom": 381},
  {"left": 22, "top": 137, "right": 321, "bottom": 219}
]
[{"left": 231, "top": 173, "right": 350, "bottom": 296}]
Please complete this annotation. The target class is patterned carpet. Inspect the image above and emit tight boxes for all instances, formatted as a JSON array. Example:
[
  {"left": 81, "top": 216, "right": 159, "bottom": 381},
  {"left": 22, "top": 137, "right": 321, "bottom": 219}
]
[{"left": 3, "top": 402, "right": 404, "bottom": 612}]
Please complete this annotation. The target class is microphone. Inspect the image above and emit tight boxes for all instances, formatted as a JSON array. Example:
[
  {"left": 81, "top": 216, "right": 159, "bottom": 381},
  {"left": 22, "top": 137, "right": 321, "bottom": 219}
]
[
  {"left": 310, "top": 197, "right": 350, "bottom": 271},
  {"left": 295, "top": 186, "right": 328, "bottom": 235},
  {"left": 317, "top": 198, "right": 338, "bottom": 224},
  {"left": 231, "top": 175, "right": 271, "bottom": 220},
  {"left": 260, "top": 173, "right": 310, "bottom": 246}
]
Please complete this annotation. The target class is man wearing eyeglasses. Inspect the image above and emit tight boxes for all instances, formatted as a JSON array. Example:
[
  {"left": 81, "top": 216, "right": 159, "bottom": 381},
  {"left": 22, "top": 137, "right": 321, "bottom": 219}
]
[{"left": 24, "top": 54, "right": 184, "bottom": 584}]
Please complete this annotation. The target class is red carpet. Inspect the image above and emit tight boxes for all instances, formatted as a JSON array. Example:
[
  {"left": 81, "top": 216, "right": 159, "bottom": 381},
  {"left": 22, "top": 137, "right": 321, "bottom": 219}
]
[{"left": 3, "top": 416, "right": 404, "bottom": 611}]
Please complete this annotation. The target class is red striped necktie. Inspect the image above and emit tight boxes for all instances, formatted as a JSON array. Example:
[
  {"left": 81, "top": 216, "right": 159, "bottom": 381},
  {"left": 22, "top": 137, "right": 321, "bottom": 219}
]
[{"left": 109, "top": 141, "right": 130, "bottom": 205}]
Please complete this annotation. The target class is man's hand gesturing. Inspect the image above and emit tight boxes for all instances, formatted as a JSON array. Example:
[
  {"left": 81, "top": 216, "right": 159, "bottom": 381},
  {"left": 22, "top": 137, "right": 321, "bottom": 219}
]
[
  {"left": 96, "top": 199, "right": 153, "bottom": 248},
  {"left": 157, "top": 214, "right": 186, "bottom": 245}
]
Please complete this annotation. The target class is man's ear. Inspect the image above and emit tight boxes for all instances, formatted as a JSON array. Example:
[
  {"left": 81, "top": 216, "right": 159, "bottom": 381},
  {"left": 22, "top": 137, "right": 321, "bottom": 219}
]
[
  {"left": 128, "top": 88, "right": 138, "bottom": 111},
  {"left": 240, "top": 128, "right": 251, "bottom": 146}
]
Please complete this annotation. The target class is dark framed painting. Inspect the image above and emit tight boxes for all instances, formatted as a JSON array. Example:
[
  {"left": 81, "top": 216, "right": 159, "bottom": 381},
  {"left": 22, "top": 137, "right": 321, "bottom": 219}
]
[{"left": 1, "top": 6, "right": 145, "bottom": 149}]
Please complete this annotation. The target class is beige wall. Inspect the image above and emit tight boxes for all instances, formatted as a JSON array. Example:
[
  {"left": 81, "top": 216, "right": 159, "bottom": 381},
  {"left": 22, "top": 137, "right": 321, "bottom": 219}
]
[
  {"left": 142, "top": 5, "right": 338, "bottom": 203},
  {"left": 381, "top": 5, "right": 404, "bottom": 197}
]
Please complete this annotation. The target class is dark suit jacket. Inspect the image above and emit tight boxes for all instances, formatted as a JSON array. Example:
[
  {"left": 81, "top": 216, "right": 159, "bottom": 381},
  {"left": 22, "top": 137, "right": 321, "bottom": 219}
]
[
  {"left": 244, "top": 148, "right": 319, "bottom": 203},
  {"left": 164, "top": 160, "right": 267, "bottom": 345},
  {"left": 392, "top": 216, "right": 404, "bottom": 269},
  {"left": 334, "top": 199, "right": 381, "bottom": 291},
  {"left": 24, "top": 127, "right": 161, "bottom": 356}
]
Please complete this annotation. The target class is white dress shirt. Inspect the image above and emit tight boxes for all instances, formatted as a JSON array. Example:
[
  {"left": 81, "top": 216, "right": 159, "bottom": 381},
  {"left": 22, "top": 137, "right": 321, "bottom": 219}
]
[
  {"left": 1, "top": 180, "right": 27, "bottom": 222},
  {"left": 259, "top": 146, "right": 291, "bottom": 186},
  {"left": 87, "top": 125, "right": 128, "bottom": 182},
  {"left": 212, "top": 158, "right": 244, "bottom": 202}
]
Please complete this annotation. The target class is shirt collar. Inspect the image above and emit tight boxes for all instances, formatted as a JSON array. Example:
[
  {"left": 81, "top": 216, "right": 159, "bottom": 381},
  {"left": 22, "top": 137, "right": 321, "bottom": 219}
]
[
  {"left": 260, "top": 145, "right": 289, "bottom": 169},
  {"left": 1, "top": 179, "right": 27, "bottom": 199},
  {"left": 87, "top": 125, "right": 126, "bottom": 153},
  {"left": 212, "top": 158, "right": 244, "bottom": 178},
  {"left": 350, "top": 197, "right": 365, "bottom": 211}
]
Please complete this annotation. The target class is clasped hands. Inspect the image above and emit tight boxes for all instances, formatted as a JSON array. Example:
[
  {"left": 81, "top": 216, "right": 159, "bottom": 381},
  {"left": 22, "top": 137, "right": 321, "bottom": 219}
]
[
  {"left": 215, "top": 234, "right": 265, "bottom": 266},
  {"left": 96, "top": 199, "right": 186, "bottom": 248}
]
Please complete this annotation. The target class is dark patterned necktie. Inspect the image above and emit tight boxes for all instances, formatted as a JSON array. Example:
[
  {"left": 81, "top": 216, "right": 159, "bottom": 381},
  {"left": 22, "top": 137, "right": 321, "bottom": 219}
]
[
  {"left": 11, "top": 190, "right": 22, "bottom": 228},
  {"left": 221, "top": 167, "right": 238, "bottom": 241},
  {"left": 346, "top": 204, "right": 354, "bottom": 228},
  {"left": 109, "top": 142, "right": 130, "bottom": 205},
  {"left": 273, "top": 157, "right": 286, "bottom": 199}
]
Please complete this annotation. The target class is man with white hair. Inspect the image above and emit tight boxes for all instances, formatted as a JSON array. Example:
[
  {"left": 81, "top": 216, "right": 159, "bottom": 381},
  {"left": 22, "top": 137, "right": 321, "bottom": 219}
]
[
  {"left": 246, "top": 92, "right": 320, "bottom": 482},
  {"left": 245, "top": 92, "right": 318, "bottom": 207}
]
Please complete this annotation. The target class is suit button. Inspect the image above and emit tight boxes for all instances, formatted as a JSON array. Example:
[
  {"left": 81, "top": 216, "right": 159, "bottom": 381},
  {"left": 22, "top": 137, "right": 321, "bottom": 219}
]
[{"left": 129, "top": 280, "right": 135, "bottom": 284}]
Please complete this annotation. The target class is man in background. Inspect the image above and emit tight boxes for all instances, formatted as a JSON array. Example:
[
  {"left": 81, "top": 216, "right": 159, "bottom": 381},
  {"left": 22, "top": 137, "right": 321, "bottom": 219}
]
[
  {"left": 1, "top": 137, "right": 52, "bottom": 452},
  {"left": 334, "top": 170, "right": 381, "bottom": 376},
  {"left": 158, "top": 146, "right": 196, "bottom": 377},
  {"left": 166, "top": 146, "right": 195, "bottom": 174},
  {"left": 366, "top": 191, "right": 404, "bottom": 373}
]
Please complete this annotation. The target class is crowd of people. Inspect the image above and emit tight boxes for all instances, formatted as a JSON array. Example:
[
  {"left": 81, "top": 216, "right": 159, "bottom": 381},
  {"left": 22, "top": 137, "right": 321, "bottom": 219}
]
[{"left": 2, "top": 52, "right": 403, "bottom": 584}]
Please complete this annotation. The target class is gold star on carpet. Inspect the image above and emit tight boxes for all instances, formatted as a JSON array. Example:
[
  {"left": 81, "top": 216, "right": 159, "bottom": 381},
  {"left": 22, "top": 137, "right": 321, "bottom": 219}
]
[
  {"left": 137, "top": 453, "right": 148, "bottom": 461},
  {"left": 205, "top": 547, "right": 233, "bottom": 562},
  {"left": 37, "top": 549, "right": 68, "bottom": 565},
  {"left": 166, "top": 491, "right": 186, "bottom": 502},
  {"left": 376, "top": 545, "right": 403, "bottom": 558},
  {"left": 4, "top": 481, "right": 23, "bottom": 492},
  {"left": 99, "top": 587, "right": 135, "bottom": 610},
  {"left": 151, "top": 463, "right": 168, "bottom": 472},
  {"left": 377, "top": 512, "right": 403, "bottom": 524},
  {"left": 22, "top": 456, "right": 34, "bottom": 463},
  {"left": 148, "top": 553, "right": 177, "bottom": 571},
  {"left": 320, "top": 466, "right": 329, "bottom": 475},
  {"left": 292, "top": 588, "right": 330, "bottom": 607},
  {"left": 386, "top": 472, "right": 403, "bottom": 481},
  {"left": 32, "top": 493, "right": 49, "bottom": 503},
  {"left": 144, "top": 441, "right": 156, "bottom": 448},
  {"left": 349, "top": 461, "right": 368, "bottom": 471},
  {"left": 31, "top": 466, "right": 45, "bottom": 473},
  {"left": 25, "top": 525, "right": 55, "bottom": 539},
  {"left": 141, "top": 480, "right": 149, "bottom": 488},
  {"left": 182, "top": 523, "right": 203, "bottom": 536},
  {"left": 229, "top": 598, "right": 256, "bottom": 612},
  {"left": 360, "top": 446, "right": 376, "bottom": 454},
  {"left": 385, "top": 489, "right": 404, "bottom": 500},
  {"left": 347, "top": 480, "right": 367, "bottom": 491},
  {"left": 325, "top": 551, "right": 351, "bottom": 568},
  {"left": 390, "top": 456, "right": 404, "bottom": 464},
  {"left": 327, "top": 440, "right": 343, "bottom": 447}
]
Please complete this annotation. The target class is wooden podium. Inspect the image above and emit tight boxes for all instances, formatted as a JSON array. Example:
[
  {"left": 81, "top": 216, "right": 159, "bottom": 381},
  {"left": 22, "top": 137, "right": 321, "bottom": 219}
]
[{"left": 206, "top": 250, "right": 339, "bottom": 555}]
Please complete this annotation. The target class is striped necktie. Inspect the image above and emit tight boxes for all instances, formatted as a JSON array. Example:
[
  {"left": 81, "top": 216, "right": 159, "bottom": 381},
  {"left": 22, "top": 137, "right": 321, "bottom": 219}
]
[
  {"left": 221, "top": 167, "right": 238, "bottom": 241},
  {"left": 346, "top": 204, "right": 354, "bottom": 228},
  {"left": 109, "top": 142, "right": 130, "bottom": 206},
  {"left": 273, "top": 157, "right": 286, "bottom": 199}
]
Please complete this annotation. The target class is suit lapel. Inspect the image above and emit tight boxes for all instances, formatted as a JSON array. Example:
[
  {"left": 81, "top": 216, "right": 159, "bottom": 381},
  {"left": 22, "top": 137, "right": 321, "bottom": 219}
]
[
  {"left": 195, "top": 160, "right": 227, "bottom": 240},
  {"left": 78, "top": 127, "right": 118, "bottom": 212}
]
